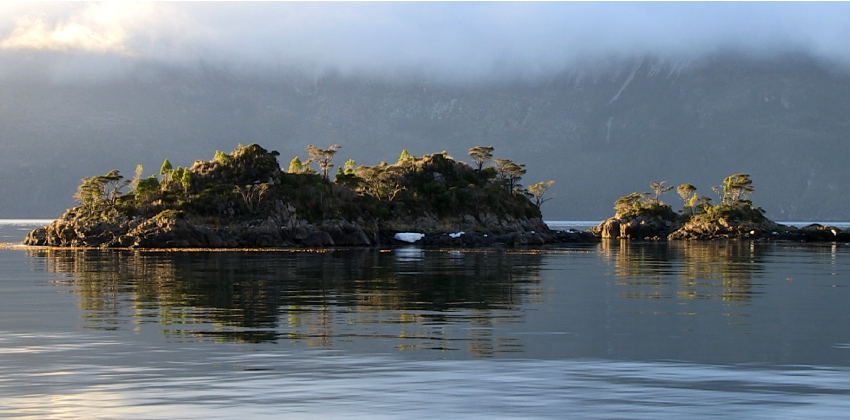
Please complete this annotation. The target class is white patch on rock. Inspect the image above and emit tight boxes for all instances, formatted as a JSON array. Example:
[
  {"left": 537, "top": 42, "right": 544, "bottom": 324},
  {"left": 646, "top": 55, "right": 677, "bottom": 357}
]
[
  {"left": 394, "top": 232, "right": 424, "bottom": 243},
  {"left": 449, "top": 232, "right": 465, "bottom": 238}
]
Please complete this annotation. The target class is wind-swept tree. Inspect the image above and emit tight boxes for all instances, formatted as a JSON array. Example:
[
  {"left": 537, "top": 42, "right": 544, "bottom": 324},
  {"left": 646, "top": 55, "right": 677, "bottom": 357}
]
[
  {"left": 712, "top": 174, "right": 755, "bottom": 206},
  {"left": 468, "top": 146, "right": 495, "bottom": 171},
  {"left": 526, "top": 180, "right": 555, "bottom": 208},
  {"left": 73, "top": 170, "right": 128, "bottom": 214},
  {"left": 99, "top": 170, "right": 128, "bottom": 206},
  {"left": 723, "top": 173, "right": 754, "bottom": 203},
  {"left": 74, "top": 176, "right": 107, "bottom": 212},
  {"left": 306, "top": 144, "right": 341, "bottom": 180},
  {"left": 494, "top": 158, "right": 526, "bottom": 192},
  {"left": 649, "top": 181, "right": 674, "bottom": 204}
]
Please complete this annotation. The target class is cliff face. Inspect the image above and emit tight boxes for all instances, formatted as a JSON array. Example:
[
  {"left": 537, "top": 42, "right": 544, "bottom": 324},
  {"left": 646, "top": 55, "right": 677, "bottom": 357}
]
[{"left": 24, "top": 144, "right": 567, "bottom": 248}]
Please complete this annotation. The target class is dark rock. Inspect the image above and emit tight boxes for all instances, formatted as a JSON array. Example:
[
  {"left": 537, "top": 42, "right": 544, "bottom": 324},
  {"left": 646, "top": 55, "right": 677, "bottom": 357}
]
[
  {"left": 592, "top": 216, "right": 676, "bottom": 240},
  {"left": 302, "top": 231, "right": 335, "bottom": 247},
  {"left": 23, "top": 227, "right": 48, "bottom": 246}
]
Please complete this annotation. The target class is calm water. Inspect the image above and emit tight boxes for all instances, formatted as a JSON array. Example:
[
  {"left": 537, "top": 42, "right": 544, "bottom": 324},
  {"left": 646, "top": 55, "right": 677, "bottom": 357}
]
[{"left": 2, "top": 221, "right": 850, "bottom": 419}]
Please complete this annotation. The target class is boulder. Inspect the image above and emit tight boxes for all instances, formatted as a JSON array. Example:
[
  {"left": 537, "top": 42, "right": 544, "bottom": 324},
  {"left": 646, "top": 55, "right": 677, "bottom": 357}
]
[{"left": 301, "top": 231, "right": 335, "bottom": 247}]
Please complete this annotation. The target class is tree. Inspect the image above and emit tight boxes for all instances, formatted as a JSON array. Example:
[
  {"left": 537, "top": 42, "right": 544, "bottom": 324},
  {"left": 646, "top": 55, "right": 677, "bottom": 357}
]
[
  {"left": 398, "top": 149, "right": 414, "bottom": 164},
  {"left": 288, "top": 156, "right": 304, "bottom": 173},
  {"left": 723, "top": 173, "right": 754, "bottom": 203},
  {"left": 334, "top": 159, "right": 360, "bottom": 187},
  {"left": 306, "top": 144, "right": 341, "bottom": 180},
  {"left": 676, "top": 183, "right": 697, "bottom": 214},
  {"left": 73, "top": 170, "right": 128, "bottom": 214},
  {"left": 159, "top": 159, "right": 173, "bottom": 185},
  {"left": 468, "top": 146, "right": 494, "bottom": 171},
  {"left": 171, "top": 167, "right": 185, "bottom": 191},
  {"left": 98, "top": 169, "right": 128, "bottom": 206},
  {"left": 649, "top": 181, "right": 674, "bottom": 204},
  {"left": 234, "top": 183, "right": 269, "bottom": 213},
  {"left": 74, "top": 176, "right": 107, "bottom": 213},
  {"left": 526, "top": 180, "right": 555, "bottom": 208},
  {"left": 129, "top": 164, "right": 144, "bottom": 192},
  {"left": 214, "top": 150, "right": 233, "bottom": 165},
  {"left": 135, "top": 175, "right": 160, "bottom": 202},
  {"left": 179, "top": 169, "right": 193, "bottom": 193},
  {"left": 355, "top": 163, "right": 405, "bottom": 201},
  {"left": 712, "top": 174, "right": 755, "bottom": 206},
  {"left": 614, "top": 192, "right": 648, "bottom": 217},
  {"left": 494, "top": 158, "right": 526, "bottom": 192},
  {"left": 695, "top": 195, "right": 712, "bottom": 212}
]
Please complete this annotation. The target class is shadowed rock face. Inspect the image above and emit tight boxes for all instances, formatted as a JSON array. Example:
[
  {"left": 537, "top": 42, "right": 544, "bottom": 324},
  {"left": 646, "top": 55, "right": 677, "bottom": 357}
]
[{"left": 23, "top": 214, "right": 582, "bottom": 249}]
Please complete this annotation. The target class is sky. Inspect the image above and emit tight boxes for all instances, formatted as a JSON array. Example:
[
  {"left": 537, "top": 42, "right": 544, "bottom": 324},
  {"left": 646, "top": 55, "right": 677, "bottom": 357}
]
[{"left": 2, "top": 2, "right": 850, "bottom": 83}]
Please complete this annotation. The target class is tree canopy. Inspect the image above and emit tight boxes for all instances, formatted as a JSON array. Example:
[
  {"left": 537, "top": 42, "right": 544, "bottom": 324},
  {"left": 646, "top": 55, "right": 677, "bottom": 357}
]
[
  {"left": 468, "top": 146, "right": 494, "bottom": 171},
  {"left": 306, "top": 144, "right": 341, "bottom": 180}
]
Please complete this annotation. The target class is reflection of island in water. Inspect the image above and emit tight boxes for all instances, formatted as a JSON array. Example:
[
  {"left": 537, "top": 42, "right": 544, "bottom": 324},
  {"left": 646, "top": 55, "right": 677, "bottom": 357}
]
[
  {"left": 28, "top": 248, "right": 544, "bottom": 356},
  {"left": 599, "top": 241, "right": 765, "bottom": 303}
]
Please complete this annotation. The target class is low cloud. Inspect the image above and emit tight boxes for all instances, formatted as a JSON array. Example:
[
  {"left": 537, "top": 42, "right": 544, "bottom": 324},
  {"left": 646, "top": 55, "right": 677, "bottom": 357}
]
[{"left": 2, "top": 2, "right": 850, "bottom": 82}]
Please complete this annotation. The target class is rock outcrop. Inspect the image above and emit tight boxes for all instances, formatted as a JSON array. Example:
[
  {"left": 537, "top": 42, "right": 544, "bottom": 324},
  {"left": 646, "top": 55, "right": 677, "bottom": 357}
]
[
  {"left": 667, "top": 218, "right": 779, "bottom": 240},
  {"left": 590, "top": 215, "right": 679, "bottom": 240},
  {"left": 23, "top": 143, "right": 590, "bottom": 249},
  {"left": 24, "top": 211, "right": 586, "bottom": 249}
]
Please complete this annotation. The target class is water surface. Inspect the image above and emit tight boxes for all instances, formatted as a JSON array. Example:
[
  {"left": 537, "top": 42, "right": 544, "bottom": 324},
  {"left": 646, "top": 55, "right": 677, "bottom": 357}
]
[{"left": 2, "top": 222, "right": 850, "bottom": 419}]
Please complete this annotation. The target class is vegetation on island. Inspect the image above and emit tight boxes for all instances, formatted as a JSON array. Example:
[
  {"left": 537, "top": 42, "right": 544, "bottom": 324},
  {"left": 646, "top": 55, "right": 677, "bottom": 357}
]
[
  {"left": 27, "top": 142, "right": 564, "bottom": 248},
  {"left": 614, "top": 174, "right": 765, "bottom": 222},
  {"left": 598, "top": 173, "right": 774, "bottom": 240},
  {"left": 70, "top": 143, "right": 553, "bottom": 224}
]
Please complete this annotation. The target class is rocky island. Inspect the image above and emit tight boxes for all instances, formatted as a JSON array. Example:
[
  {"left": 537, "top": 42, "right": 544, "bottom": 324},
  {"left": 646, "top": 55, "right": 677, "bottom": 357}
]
[
  {"left": 591, "top": 176, "right": 850, "bottom": 242},
  {"left": 25, "top": 143, "right": 591, "bottom": 249},
  {"left": 23, "top": 144, "right": 847, "bottom": 248}
]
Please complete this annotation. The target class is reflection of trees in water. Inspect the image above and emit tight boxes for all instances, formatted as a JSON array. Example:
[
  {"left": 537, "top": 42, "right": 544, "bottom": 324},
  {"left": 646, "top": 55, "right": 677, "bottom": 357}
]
[
  {"left": 27, "top": 248, "right": 543, "bottom": 356},
  {"left": 600, "top": 241, "right": 764, "bottom": 303}
]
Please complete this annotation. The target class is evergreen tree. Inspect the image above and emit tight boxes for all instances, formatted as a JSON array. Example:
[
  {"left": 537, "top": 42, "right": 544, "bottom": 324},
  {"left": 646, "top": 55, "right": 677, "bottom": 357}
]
[{"left": 159, "top": 159, "right": 173, "bottom": 185}]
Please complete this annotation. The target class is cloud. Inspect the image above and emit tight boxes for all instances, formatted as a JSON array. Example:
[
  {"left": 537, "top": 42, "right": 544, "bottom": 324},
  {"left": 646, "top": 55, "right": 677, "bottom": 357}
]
[
  {"left": 0, "top": 15, "right": 128, "bottom": 53},
  {"left": 2, "top": 2, "right": 850, "bottom": 82},
  {"left": 0, "top": 3, "right": 157, "bottom": 54}
]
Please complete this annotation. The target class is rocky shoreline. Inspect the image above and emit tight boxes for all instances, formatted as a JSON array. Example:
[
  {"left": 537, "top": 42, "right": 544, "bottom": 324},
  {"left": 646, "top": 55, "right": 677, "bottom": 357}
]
[
  {"left": 23, "top": 211, "right": 596, "bottom": 249},
  {"left": 591, "top": 215, "right": 850, "bottom": 242},
  {"left": 24, "top": 212, "right": 849, "bottom": 250}
]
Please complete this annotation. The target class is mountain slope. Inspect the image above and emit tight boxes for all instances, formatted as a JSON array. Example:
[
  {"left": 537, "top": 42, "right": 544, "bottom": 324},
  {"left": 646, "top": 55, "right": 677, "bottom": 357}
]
[{"left": 1, "top": 53, "right": 848, "bottom": 220}]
